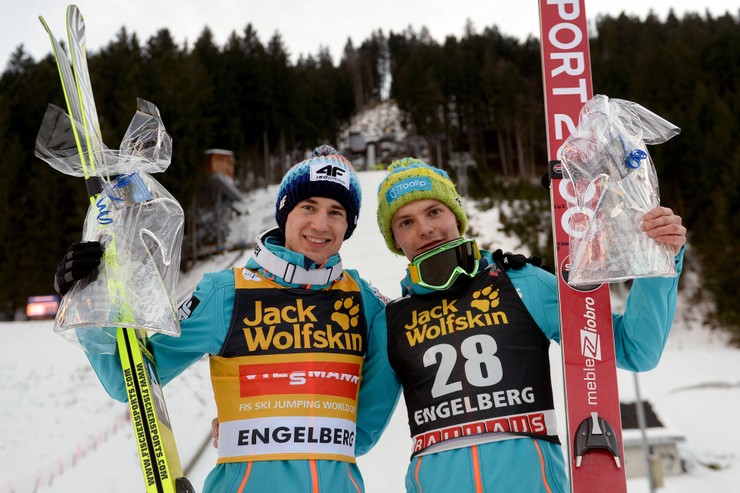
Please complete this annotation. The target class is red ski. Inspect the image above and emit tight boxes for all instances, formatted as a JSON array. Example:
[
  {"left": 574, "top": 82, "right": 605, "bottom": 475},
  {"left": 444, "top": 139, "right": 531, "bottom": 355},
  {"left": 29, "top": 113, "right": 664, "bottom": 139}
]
[{"left": 538, "top": 1, "right": 627, "bottom": 492}]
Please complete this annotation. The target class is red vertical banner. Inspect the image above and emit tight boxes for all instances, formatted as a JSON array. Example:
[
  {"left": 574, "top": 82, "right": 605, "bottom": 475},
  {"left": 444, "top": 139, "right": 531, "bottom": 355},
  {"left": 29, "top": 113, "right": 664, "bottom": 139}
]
[{"left": 538, "top": 1, "right": 627, "bottom": 492}]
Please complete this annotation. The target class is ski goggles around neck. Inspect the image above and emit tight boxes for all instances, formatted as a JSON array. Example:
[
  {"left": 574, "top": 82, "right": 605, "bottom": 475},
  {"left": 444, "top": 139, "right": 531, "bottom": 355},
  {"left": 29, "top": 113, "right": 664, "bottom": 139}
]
[{"left": 408, "top": 238, "right": 481, "bottom": 290}]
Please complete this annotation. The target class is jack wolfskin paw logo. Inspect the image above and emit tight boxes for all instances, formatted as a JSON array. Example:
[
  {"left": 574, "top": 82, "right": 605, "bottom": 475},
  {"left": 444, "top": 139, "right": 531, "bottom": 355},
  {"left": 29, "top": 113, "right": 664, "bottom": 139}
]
[
  {"left": 471, "top": 286, "right": 500, "bottom": 312},
  {"left": 332, "top": 298, "right": 360, "bottom": 330}
]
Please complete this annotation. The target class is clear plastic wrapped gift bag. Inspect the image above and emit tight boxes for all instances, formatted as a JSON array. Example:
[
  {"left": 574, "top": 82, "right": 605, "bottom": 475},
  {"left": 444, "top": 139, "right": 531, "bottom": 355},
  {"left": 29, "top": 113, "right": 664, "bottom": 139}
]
[
  {"left": 560, "top": 95, "right": 680, "bottom": 286},
  {"left": 36, "top": 99, "right": 184, "bottom": 353}
]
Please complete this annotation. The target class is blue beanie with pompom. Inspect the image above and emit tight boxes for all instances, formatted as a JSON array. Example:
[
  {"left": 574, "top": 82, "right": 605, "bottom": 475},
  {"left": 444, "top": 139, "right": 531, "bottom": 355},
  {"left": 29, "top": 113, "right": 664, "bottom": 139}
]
[{"left": 275, "top": 145, "right": 362, "bottom": 239}]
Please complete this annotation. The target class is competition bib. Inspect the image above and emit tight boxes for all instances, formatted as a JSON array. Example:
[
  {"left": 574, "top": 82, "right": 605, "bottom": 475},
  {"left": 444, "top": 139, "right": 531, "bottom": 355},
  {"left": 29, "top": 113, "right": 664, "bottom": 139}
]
[
  {"left": 387, "top": 263, "right": 559, "bottom": 457},
  {"left": 211, "top": 268, "right": 367, "bottom": 463}
]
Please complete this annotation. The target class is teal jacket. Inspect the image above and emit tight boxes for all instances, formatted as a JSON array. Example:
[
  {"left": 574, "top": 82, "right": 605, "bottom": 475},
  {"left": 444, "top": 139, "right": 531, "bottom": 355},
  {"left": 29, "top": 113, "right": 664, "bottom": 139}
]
[
  {"left": 86, "top": 232, "right": 401, "bottom": 493},
  {"left": 395, "top": 247, "right": 684, "bottom": 493}
]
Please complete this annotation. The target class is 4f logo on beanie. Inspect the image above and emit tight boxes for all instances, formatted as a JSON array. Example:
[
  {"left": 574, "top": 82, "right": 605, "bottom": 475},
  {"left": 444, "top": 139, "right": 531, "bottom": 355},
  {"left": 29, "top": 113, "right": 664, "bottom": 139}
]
[{"left": 311, "top": 163, "right": 351, "bottom": 190}]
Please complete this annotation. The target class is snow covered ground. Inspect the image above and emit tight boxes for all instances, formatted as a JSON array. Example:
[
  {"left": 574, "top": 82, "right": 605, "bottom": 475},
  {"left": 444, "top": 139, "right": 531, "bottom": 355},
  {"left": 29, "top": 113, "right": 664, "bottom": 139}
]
[{"left": 1, "top": 170, "right": 738, "bottom": 492}]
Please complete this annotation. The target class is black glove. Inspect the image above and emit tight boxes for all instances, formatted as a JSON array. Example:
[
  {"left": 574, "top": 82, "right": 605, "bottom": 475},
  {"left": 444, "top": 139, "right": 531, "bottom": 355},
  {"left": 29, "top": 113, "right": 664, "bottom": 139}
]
[
  {"left": 492, "top": 249, "right": 548, "bottom": 271},
  {"left": 54, "top": 241, "right": 104, "bottom": 296}
]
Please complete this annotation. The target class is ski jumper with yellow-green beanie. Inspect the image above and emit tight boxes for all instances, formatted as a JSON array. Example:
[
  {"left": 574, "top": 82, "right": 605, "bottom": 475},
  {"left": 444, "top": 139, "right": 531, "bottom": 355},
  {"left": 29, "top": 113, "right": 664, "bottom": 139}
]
[{"left": 376, "top": 158, "right": 684, "bottom": 493}]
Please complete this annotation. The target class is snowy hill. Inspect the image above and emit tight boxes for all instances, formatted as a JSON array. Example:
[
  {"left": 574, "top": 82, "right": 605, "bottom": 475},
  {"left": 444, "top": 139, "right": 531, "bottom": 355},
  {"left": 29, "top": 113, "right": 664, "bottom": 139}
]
[{"left": 2, "top": 170, "right": 739, "bottom": 492}]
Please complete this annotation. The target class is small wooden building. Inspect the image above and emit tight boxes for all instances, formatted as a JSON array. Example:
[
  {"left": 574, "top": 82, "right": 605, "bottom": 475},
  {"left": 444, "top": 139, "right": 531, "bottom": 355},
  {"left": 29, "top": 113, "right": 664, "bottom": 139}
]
[{"left": 621, "top": 400, "right": 686, "bottom": 479}]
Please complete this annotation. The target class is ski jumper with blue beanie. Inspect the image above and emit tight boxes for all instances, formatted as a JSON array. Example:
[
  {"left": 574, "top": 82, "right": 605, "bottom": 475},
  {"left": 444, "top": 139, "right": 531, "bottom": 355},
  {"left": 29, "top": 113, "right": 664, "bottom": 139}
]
[{"left": 85, "top": 147, "right": 401, "bottom": 493}]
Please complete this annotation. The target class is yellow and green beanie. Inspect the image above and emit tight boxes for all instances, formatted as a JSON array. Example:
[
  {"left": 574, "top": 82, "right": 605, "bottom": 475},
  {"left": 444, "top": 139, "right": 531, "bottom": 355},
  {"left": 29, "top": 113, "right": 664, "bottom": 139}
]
[{"left": 376, "top": 158, "right": 467, "bottom": 255}]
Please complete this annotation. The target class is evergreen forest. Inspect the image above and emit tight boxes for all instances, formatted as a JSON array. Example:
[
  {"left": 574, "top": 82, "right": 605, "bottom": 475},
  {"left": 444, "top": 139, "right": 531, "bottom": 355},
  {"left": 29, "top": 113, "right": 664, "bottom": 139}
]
[{"left": 0, "top": 11, "right": 738, "bottom": 339}]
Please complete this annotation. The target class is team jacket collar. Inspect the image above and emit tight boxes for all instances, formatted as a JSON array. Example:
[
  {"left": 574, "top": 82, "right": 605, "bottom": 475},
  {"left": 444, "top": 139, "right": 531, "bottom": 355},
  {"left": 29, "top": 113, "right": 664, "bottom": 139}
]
[{"left": 248, "top": 228, "right": 343, "bottom": 288}]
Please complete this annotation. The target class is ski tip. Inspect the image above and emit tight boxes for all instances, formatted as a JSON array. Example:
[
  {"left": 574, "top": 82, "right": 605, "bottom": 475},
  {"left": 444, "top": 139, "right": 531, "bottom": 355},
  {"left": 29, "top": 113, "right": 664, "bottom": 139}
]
[
  {"left": 66, "top": 4, "right": 87, "bottom": 49},
  {"left": 67, "top": 4, "right": 84, "bottom": 22}
]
